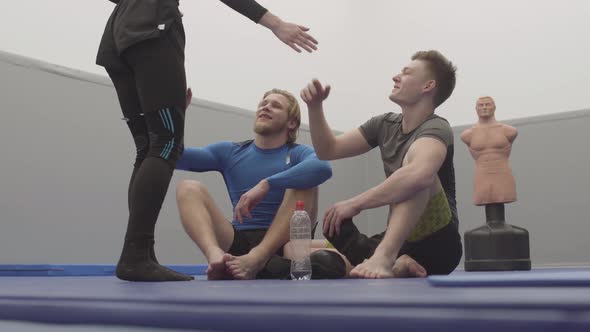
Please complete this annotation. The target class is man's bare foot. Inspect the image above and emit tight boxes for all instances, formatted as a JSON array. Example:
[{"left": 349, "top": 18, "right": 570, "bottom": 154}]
[
  {"left": 206, "top": 248, "right": 233, "bottom": 280},
  {"left": 349, "top": 254, "right": 396, "bottom": 279},
  {"left": 223, "top": 252, "right": 267, "bottom": 280},
  {"left": 350, "top": 254, "right": 427, "bottom": 279},
  {"left": 392, "top": 254, "right": 427, "bottom": 278}
]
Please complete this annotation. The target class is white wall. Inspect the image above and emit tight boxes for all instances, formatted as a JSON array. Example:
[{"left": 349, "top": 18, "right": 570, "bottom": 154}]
[
  {"left": 0, "top": 51, "right": 370, "bottom": 265},
  {"left": 1, "top": 0, "right": 588, "bottom": 131},
  {"left": 2, "top": 51, "right": 589, "bottom": 267}
]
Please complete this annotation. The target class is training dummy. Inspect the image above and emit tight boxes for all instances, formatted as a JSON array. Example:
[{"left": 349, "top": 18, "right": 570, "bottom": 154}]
[{"left": 461, "top": 96, "right": 530, "bottom": 271}]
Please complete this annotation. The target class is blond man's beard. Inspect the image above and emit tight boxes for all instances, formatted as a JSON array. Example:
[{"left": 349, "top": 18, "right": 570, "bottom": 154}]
[{"left": 254, "top": 122, "right": 287, "bottom": 136}]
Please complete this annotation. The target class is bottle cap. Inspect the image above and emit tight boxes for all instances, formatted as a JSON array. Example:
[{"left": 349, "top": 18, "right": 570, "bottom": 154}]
[{"left": 295, "top": 200, "right": 305, "bottom": 210}]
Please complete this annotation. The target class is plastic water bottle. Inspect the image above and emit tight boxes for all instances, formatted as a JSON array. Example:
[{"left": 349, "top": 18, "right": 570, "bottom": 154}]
[{"left": 290, "top": 200, "right": 312, "bottom": 280}]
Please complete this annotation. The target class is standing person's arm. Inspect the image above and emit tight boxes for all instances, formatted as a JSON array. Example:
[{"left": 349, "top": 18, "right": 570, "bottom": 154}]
[{"left": 219, "top": 0, "right": 318, "bottom": 52}]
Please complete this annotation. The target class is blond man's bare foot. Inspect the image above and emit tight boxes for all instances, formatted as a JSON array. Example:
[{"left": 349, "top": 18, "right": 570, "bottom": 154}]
[
  {"left": 392, "top": 254, "right": 427, "bottom": 278},
  {"left": 349, "top": 254, "right": 396, "bottom": 279},
  {"left": 206, "top": 248, "right": 233, "bottom": 280},
  {"left": 223, "top": 252, "right": 267, "bottom": 280}
]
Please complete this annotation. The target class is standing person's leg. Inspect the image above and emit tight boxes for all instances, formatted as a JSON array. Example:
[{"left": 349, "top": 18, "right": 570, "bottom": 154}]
[
  {"left": 176, "top": 180, "right": 236, "bottom": 280},
  {"left": 107, "top": 68, "right": 159, "bottom": 261},
  {"left": 112, "top": 21, "right": 192, "bottom": 281}
]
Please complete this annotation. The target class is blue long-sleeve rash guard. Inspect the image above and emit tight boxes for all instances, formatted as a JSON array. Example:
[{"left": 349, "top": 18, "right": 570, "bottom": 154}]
[{"left": 176, "top": 141, "right": 332, "bottom": 230}]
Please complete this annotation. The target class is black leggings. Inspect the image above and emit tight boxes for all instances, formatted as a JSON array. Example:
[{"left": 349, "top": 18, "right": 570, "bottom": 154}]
[{"left": 106, "top": 21, "right": 186, "bottom": 242}]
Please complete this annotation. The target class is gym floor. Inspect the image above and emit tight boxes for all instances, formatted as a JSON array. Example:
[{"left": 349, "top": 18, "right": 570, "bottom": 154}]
[{"left": 1, "top": 267, "right": 590, "bottom": 331}]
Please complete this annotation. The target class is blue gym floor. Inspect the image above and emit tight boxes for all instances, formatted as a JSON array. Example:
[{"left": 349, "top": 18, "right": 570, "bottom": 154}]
[{"left": 1, "top": 266, "right": 590, "bottom": 331}]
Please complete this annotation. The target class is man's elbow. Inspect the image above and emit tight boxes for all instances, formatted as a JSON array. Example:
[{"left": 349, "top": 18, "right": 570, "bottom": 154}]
[
  {"left": 412, "top": 170, "right": 437, "bottom": 191},
  {"left": 313, "top": 140, "right": 339, "bottom": 161},
  {"left": 318, "top": 162, "right": 333, "bottom": 182},
  {"left": 315, "top": 149, "right": 334, "bottom": 161}
]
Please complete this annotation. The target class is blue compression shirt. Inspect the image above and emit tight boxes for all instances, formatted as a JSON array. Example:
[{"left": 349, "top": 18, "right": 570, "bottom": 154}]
[{"left": 176, "top": 141, "right": 332, "bottom": 230}]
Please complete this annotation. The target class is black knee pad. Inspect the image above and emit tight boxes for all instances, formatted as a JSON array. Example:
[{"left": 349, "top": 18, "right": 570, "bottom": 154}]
[
  {"left": 132, "top": 135, "right": 149, "bottom": 167},
  {"left": 144, "top": 107, "right": 185, "bottom": 165},
  {"left": 123, "top": 114, "right": 149, "bottom": 167},
  {"left": 257, "top": 255, "right": 291, "bottom": 280},
  {"left": 325, "top": 219, "right": 377, "bottom": 266},
  {"left": 310, "top": 250, "right": 346, "bottom": 279}
]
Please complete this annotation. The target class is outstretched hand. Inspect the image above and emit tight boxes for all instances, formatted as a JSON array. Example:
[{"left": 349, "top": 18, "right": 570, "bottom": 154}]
[
  {"left": 300, "top": 79, "right": 331, "bottom": 107},
  {"left": 272, "top": 21, "right": 318, "bottom": 53}
]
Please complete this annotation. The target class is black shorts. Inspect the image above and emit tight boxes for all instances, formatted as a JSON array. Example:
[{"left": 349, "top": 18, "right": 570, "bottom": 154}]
[
  {"left": 227, "top": 228, "right": 284, "bottom": 257},
  {"left": 328, "top": 220, "right": 463, "bottom": 275},
  {"left": 227, "top": 221, "right": 320, "bottom": 257}
]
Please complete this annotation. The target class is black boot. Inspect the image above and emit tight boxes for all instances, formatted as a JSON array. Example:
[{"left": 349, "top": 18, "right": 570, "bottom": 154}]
[
  {"left": 147, "top": 238, "right": 159, "bottom": 264},
  {"left": 116, "top": 239, "right": 194, "bottom": 282}
]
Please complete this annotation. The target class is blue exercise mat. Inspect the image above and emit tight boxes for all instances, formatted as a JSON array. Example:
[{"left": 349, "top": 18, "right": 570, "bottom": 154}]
[
  {"left": 1, "top": 275, "right": 590, "bottom": 331},
  {"left": 0, "top": 264, "right": 207, "bottom": 276},
  {"left": 428, "top": 268, "right": 590, "bottom": 287}
]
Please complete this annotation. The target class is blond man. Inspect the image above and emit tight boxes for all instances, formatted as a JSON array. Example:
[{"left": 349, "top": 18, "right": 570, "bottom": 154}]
[{"left": 176, "top": 89, "right": 344, "bottom": 280}]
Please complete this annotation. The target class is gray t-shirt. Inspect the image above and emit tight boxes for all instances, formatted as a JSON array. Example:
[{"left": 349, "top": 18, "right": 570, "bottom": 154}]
[{"left": 359, "top": 112, "right": 458, "bottom": 225}]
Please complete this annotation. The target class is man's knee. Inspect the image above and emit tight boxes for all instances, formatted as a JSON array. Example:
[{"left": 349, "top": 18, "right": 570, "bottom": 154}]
[
  {"left": 123, "top": 115, "right": 149, "bottom": 167},
  {"left": 145, "top": 107, "right": 185, "bottom": 166},
  {"left": 176, "top": 180, "right": 209, "bottom": 203},
  {"left": 284, "top": 187, "right": 319, "bottom": 220}
]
